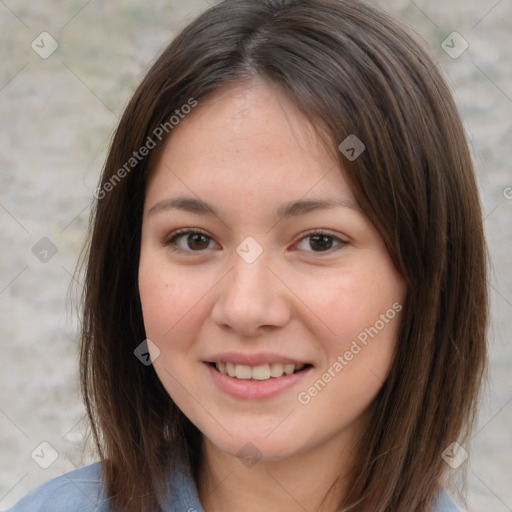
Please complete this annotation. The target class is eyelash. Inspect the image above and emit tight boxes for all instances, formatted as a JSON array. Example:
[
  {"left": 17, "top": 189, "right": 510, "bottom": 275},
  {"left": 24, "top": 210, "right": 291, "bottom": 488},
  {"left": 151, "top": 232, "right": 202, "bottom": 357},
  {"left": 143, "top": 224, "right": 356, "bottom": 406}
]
[{"left": 163, "top": 228, "right": 347, "bottom": 255}]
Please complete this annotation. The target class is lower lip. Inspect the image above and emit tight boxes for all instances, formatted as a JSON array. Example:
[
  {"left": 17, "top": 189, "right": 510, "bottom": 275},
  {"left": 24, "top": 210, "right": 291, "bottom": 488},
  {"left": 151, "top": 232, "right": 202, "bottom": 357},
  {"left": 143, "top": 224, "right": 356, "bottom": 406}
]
[{"left": 205, "top": 363, "right": 313, "bottom": 400}]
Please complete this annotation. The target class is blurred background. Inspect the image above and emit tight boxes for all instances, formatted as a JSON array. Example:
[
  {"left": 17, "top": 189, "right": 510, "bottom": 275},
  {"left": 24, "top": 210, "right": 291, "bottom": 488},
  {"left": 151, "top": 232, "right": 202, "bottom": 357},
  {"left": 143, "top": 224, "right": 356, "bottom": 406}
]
[{"left": 0, "top": 0, "right": 511, "bottom": 510}]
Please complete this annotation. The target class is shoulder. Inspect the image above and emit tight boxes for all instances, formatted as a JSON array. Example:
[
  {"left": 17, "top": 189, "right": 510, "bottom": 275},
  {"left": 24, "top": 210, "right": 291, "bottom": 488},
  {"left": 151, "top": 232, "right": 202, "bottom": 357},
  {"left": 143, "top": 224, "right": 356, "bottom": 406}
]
[
  {"left": 430, "top": 488, "right": 461, "bottom": 512},
  {"left": 5, "top": 462, "right": 112, "bottom": 512},
  {"left": 6, "top": 457, "right": 205, "bottom": 512}
]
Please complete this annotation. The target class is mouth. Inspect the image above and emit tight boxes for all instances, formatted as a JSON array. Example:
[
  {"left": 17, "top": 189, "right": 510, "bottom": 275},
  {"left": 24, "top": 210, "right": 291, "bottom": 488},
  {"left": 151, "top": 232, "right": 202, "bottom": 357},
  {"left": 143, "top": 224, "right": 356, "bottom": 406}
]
[{"left": 208, "top": 361, "right": 313, "bottom": 381}]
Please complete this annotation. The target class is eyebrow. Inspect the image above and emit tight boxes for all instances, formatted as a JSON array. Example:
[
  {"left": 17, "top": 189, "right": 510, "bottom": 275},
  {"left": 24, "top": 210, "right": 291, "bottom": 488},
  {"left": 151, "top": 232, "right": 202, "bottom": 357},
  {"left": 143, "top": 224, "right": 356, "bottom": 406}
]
[{"left": 148, "top": 196, "right": 360, "bottom": 219}]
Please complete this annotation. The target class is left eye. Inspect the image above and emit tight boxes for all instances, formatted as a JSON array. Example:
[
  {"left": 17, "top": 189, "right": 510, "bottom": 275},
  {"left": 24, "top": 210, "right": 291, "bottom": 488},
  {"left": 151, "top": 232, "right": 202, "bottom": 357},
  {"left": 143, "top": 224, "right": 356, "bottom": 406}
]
[{"left": 294, "top": 232, "right": 345, "bottom": 252}]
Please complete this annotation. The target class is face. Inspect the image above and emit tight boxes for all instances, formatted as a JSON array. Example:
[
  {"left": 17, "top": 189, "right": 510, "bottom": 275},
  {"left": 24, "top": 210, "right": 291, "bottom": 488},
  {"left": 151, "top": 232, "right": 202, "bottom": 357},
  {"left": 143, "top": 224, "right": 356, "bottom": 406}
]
[{"left": 138, "top": 80, "right": 406, "bottom": 463}]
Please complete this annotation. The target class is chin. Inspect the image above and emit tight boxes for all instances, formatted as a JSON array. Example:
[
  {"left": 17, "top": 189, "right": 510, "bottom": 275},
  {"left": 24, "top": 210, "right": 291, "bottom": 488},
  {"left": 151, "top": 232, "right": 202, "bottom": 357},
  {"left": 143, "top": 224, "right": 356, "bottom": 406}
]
[{"left": 204, "top": 425, "right": 305, "bottom": 464}]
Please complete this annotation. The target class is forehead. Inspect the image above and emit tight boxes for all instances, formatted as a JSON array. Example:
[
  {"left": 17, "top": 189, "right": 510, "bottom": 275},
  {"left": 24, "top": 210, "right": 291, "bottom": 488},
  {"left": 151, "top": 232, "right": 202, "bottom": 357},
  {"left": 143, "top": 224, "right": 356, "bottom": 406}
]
[{"left": 145, "top": 80, "right": 355, "bottom": 209}]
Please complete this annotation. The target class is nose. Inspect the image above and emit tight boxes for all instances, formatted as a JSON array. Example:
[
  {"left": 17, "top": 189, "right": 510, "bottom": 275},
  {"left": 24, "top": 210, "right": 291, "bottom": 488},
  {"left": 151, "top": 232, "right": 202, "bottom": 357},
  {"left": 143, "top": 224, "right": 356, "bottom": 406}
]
[{"left": 211, "top": 251, "right": 292, "bottom": 337}]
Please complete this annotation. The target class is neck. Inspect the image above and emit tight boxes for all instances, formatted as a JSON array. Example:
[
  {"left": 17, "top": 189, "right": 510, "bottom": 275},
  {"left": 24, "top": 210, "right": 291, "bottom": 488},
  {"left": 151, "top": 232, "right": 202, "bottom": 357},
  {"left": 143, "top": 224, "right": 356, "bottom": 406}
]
[{"left": 197, "top": 431, "right": 360, "bottom": 512}]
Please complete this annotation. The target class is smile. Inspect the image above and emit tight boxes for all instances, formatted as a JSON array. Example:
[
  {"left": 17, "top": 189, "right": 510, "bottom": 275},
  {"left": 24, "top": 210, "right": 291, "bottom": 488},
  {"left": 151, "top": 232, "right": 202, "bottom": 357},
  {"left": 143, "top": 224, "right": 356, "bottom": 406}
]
[{"left": 211, "top": 361, "right": 310, "bottom": 380}]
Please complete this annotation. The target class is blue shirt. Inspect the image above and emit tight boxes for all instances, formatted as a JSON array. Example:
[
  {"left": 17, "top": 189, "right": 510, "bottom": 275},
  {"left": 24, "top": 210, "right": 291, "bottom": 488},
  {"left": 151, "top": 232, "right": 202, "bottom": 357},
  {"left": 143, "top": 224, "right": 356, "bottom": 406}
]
[{"left": 6, "top": 461, "right": 460, "bottom": 511}]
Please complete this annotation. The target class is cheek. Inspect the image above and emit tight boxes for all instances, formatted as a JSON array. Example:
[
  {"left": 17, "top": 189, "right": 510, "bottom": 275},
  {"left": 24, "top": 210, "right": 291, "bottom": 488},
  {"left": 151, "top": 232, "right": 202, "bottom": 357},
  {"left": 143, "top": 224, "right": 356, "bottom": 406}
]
[
  {"left": 298, "top": 266, "right": 399, "bottom": 337},
  {"left": 303, "top": 262, "right": 404, "bottom": 377},
  {"left": 138, "top": 256, "right": 201, "bottom": 341},
  {"left": 297, "top": 279, "right": 403, "bottom": 431}
]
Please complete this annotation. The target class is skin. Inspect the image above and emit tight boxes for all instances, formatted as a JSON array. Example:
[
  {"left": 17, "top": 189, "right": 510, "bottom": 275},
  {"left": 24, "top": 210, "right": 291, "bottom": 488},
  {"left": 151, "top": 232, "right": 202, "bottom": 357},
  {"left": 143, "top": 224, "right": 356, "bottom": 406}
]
[{"left": 138, "top": 79, "right": 406, "bottom": 511}]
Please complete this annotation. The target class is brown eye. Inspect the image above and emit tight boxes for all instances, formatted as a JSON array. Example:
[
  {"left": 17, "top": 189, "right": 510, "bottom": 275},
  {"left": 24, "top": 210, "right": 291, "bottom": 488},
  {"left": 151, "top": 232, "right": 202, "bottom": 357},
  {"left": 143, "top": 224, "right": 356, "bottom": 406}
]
[
  {"left": 309, "top": 234, "right": 334, "bottom": 251},
  {"left": 165, "top": 229, "right": 218, "bottom": 252},
  {"left": 186, "top": 233, "right": 210, "bottom": 250},
  {"left": 294, "top": 231, "right": 346, "bottom": 253}
]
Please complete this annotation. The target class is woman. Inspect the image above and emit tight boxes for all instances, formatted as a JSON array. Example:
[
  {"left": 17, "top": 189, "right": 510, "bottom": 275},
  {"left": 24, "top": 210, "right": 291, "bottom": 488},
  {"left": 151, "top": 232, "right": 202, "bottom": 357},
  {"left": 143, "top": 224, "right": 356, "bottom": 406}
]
[{"left": 9, "top": 0, "right": 487, "bottom": 510}]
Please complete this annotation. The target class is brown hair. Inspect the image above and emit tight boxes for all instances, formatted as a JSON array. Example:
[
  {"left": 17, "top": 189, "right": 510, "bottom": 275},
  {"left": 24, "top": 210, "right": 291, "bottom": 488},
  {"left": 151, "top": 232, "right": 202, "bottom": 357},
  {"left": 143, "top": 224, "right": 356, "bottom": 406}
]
[{"left": 79, "top": 0, "right": 488, "bottom": 510}]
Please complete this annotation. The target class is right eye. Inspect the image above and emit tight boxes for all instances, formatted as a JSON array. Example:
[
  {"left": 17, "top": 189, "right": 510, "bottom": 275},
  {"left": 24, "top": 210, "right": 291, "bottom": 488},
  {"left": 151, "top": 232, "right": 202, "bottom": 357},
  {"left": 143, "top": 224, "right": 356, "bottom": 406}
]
[{"left": 164, "top": 229, "right": 220, "bottom": 253}]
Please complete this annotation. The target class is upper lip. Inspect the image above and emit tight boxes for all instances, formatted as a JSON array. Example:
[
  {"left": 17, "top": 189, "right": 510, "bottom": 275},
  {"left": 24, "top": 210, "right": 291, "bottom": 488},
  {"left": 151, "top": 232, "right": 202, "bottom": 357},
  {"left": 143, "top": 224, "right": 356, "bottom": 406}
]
[{"left": 205, "top": 352, "right": 312, "bottom": 366}]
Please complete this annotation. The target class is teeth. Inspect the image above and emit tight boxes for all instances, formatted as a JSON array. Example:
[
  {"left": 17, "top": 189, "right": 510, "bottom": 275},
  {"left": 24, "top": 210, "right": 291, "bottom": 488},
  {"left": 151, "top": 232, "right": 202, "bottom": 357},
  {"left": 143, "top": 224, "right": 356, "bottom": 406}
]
[
  {"left": 214, "top": 362, "right": 306, "bottom": 380},
  {"left": 252, "top": 364, "right": 271, "bottom": 380},
  {"left": 226, "top": 362, "right": 236, "bottom": 377},
  {"left": 270, "top": 363, "right": 284, "bottom": 377},
  {"left": 283, "top": 364, "right": 295, "bottom": 375},
  {"left": 235, "top": 364, "right": 252, "bottom": 379}
]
